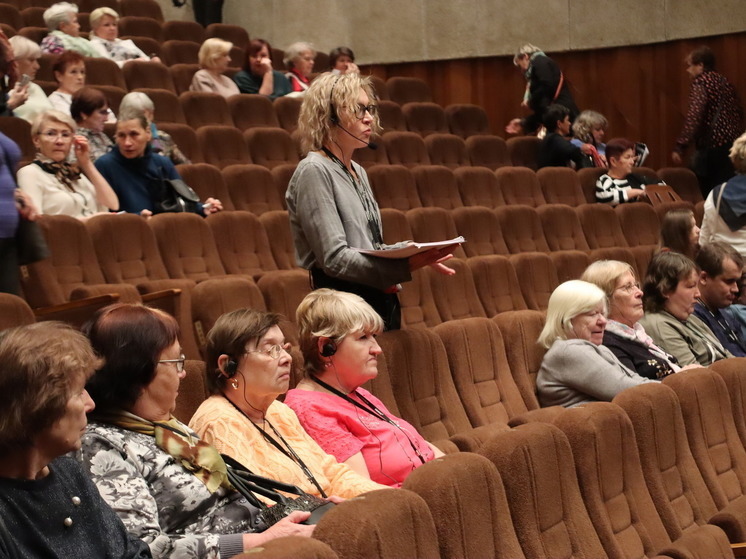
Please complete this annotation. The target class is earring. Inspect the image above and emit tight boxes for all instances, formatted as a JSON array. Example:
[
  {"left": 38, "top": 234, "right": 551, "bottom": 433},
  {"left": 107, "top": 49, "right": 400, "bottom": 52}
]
[{"left": 230, "top": 377, "right": 239, "bottom": 389}]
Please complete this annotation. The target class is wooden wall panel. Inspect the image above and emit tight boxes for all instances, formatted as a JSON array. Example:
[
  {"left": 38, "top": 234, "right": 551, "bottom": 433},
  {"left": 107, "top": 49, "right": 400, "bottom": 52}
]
[{"left": 363, "top": 32, "right": 746, "bottom": 170}]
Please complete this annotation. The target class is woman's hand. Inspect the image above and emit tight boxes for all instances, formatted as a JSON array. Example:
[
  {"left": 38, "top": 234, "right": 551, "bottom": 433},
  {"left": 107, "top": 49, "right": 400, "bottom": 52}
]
[
  {"left": 14, "top": 189, "right": 38, "bottom": 221},
  {"left": 73, "top": 135, "right": 91, "bottom": 164},
  {"left": 343, "top": 62, "right": 359, "bottom": 74},
  {"left": 671, "top": 151, "right": 683, "bottom": 165},
  {"left": 203, "top": 197, "right": 223, "bottom": 214},
  {"left": 580, "top": 143, "right": 594, "bottom": 155},
  {"left": 409, "top": 246, "right": 458, "bottom": 274},
  {"left": 505, "top": 118, "right": 523, "bottom": 135},
  {"left": 325, "top": 495, "right": 345, "bottom": 504},
  {"left": 258, "top": 56, "right": 273, "bottom": 75},
  {"left": 628, "top": 188, "right": 647, "bottom": 200},
  {"left": 8, "top": 83, "right": 29, "bottom": 110},
  {"left": 243, "top": 511, "right": 315, "bottom": 549}
]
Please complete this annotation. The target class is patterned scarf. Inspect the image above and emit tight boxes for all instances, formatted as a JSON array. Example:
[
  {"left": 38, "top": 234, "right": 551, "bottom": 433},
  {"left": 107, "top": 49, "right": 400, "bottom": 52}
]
[
  {"left": 93, "top": 410, "right": 232, "bottom": 493},
  {"left": 605, "top": 319, "right": 681, "bottom": 372},
  {"left": 33, "top": 157, "right": 81, "bottom": 192}
]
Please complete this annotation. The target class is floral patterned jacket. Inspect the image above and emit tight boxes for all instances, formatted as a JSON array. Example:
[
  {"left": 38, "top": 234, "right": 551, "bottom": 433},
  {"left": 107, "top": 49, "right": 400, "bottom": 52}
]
[{"left": 81, "top": 421, "right": 257, "bottom": 559}]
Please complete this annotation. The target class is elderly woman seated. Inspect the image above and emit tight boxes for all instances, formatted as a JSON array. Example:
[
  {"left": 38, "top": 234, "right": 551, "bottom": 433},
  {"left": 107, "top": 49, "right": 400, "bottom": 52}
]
[
  {"left": 40, "top": 2, "right": 99, "bottom": 57},
  {"left": 89, "top": 7, "right": 158, "bottom": 67},
  {"left": 0, "top": 322, "right": 150, "bottom": 558},
  {"left": 233, "top": 38, "right": 292, "bottom": 99},
  {"left": 81, "top": 304, "right": 314, "bottom": 559},
  {"left": 190, "top": 38, "right": 240, "bottom": 99},
  {"left": 659, "top": 208, "right": 700, "bottom": 260},
  {"left": 189, "top": 308, "right": 388, "bottom": 500},
  {"left": 536, "top": 279, "right": 654, "bottom": 408},
  {"left": 595, "top": 138, "right": 649, "bottom": 205},
  {"left": 640, "top": 251, "right": 732, "bottom": 366},
  {"left": 284, "top": 42, "right": 316, "bottom": 93},
  {"left": 285, "top": 289, "right": 442, "bottom": 487},
  {"left": 119, "top": 91, "right": 190, "bottom": 165},
  {"left": 8, "top": 35, "right": 53, "bottom": 123},
  {"left": 72, "top": 87, "right": 113, "bottom": 161},
  {"left": 570, "top": 110, "right": 608, "bottom": 167},
  {"left": 581, "top": 260, "right": 685, "bottom": 379},
  {"left": 17, "top": 110, "right": 119, "bottom": 219}
]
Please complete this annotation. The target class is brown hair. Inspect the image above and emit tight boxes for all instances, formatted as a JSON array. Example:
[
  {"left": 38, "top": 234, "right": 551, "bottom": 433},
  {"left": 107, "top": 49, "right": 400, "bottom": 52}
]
[
  {"left": 696, "top": 241, "right": 744, "bottom": 278},
  {"left": 659, "top": 209, "right": 697, "bottom": 260},
  {"left": 244, "top": 38, "right": 271, "bottom": 72},
  {"left": 688, "top": 46, "right": 716, "bottom": 71},
  {"left": 70, "top": 86, "right": 107, "bottom": 122},
  {"left": 605, "top": 138, "right": 635, "bottom": 162},
  {"left": 52, "top": 50, "right": 84, "bottom": 83},
  {"left": 642, "top": 252, "right": 698, "bottom": 313}
]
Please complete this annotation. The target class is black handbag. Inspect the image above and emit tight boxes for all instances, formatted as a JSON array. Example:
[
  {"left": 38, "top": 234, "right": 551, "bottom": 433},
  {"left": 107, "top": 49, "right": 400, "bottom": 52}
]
[{"left": 151, "top": 175, "right": 200, "bottom": 214}]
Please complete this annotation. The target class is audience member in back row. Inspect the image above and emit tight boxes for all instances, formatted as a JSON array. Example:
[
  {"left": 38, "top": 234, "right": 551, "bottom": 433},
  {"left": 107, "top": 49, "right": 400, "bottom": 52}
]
[
  {"left": 8, "top": 35, "right": 53, "bottom": 123},
  {"left": 40, "top": 2, "right": 100, "bottom": 58},
  {"left": 329, "top": 47, "right": 359, "bottom": 75},
  {"left": 693, "top": 242, "right": 746, "bottom": 357},
  {"left": 17, "top": 110, "right": 119, "bottom": 219},
  {"left": 536, "top": 280, "right": 654, "bottom": 408},
  {"left": 119, "top": 91, "right": 191, "bottom": 165},
  {"left": 285, "top": 72, "right": 457, "bottom": 330},
  {"left": 286, "top": 289, "right": 441, "bottom": 488},
  {"left": 658, "top": 208, "right": 700, "bottom": 260},
  {"left": 94, "top": 114, "right": 222, "bottom": 216},
  {"left": 672, "top": 46, "right": 743, "bottom": 196},
  {"left": 570, "top": 110, "right": 608, "bottom": 167},
  {"left": 699, "top": 132, "right": 746, "bottom": 257},
  {"left": 537, "top": 104, "right": 591, "bottom": 169},
  {"left": 89, "top": 7, "right": 158, "bottom": 67},
  {"left": 639, "top": 251, "right": 732, "bottom": 366},
  {"left": 284, "top": 42, "right": 316, "bottom": 94},
  {"left": 71, "top": 87, "right": 114, "bottom": 162},
  {"left": 595, "top": 138, "right": 649, "bottom": 205},
  {"left": 190, "top": 38, "right": 240, "bottom": 99},
  {"left": 233, "top": 39, "right": 292, "bottom": 99},
  {"left": 581, "top": 260, "right": 684, "bottom": 380},
  {"left": 0, "top": 322, "right": 150, "bottom": 559}
]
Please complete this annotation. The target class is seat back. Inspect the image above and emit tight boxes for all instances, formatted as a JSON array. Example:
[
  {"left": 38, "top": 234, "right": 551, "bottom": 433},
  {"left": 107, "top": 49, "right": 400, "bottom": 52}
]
[
  {"left": 405, "top": 207, "right": 467, "bottom": 258},
  {"left": 133, "top": 88, "right": 186, "bottom": 123},
  {"left": 118, "top": 16, "right": 162, "bottom": 41},
  {"left": 274, "top": 95, "right": 303, "bottom": 133},
  {"left": 398, "top": 268, "right": 441, "bottom": 329},
  {"left": 205, "top": 23, "right": 249, "bottom": 50},
  {"left": 509, "top": 252, "right": 559, "bottom": 310},
  {"left": 119, "top": 0, "right": 164, "bottom": 21},
  {"left": 221, "top": 164, "right": 283, "bottom": 215},
  {"left": 84, "top": 56, "right": 126, "bottom": 89},
  {"left": 379, "top": 208, "right": 412, "bottom": 246},
  {"left": 123, "top": 60, "right": 174, "bottom": 92},
  {"left": 465, "top": 134, "right": 510, "bottom": 170},
  {"left": 0, "top": 116, "right": 35, "bottom": 163},
  {"left": 467, "top": 255, "right": 527, "bottom": 315},
  {"left": 401, "top": 101, "right": 448, "bottom": 137},
  {"left": 177, "top": 162, "right": 234, "bottom": 210},
  {"left": 412, "top": 165, "right": 463, "bottom": 209},
  {"left": 258, "top": 210, "right": 297, "bottom": 270},
  {"left": 386, "top": 77, "right": 432, "bottom": 105},
  {"left": 496, "top": 167, "right": 546, "bottom": 207},
  {"left": 452, "top": 206, "right": 508, "bottom": 256},
  {"left": 367, "top": 165, "right": 422, "bottom": 211},
  {"left": 537, "top": 166, "right": 586, "bottom": 206},
  {"left": 377, "top": 99, "right": 406, "bottom": 133},
  {"left": 445, "top": 103, "right": 491, "bottom": 138},
  {"left": 479, "top": 422, "right": 608, "bottom": 559},
  {"left": 506, "top": 136, "right": 541, "bottom": 170},
  {"left": 577, "top": 167, "right": 608, "bottom": 203},
  {"left": 496, "top": 206, "right": 550, "bottom": 253},
  {"left": 615, "top": 203, "right": 660, "bottom": 247},
  {"left": 381, "top": 131, "right": 430, "bottom": 168},
  {"left": 228, "top": 94, "right": 280, "bottom": 131},
  {"left": 576, "top": 204, "right": 629, "bottom": 249},
  {"left": 424, "top": 133, "right": 469, "bottom": 168},
  {"left": 157, "top": 123, "right": 203, "bottom": 162},
  {"left": 427, "top": 259, "right": 487, "bottom": 322},
  {"left": 256, "top": 269, "right": 311, "bottom": 323},
  {"left": 160, "top": 39, "right": 200, "bottom": 65},
  {"left": 537, "top": 204, "right": 591, "bottom": 251},
  {"left": 162, "top": 20, "right": 205, "bottom": 43},
  {"left": 169, "top": 63, "right": 201, "bottom": 95},
  {"left": 0, "top": 293, "right": 35, "bottom": 330},
  {"left": 207, "top": 210, "right": 278, "bottom": 276},
  {"left": 180, "top": 91, "right": 233, "bottom": 128},
  {"left": 173, "top": 360, "right": 209, "bottom": 424},
  {"left": 352, "top": 138, "right": 389, "bottom": 169},
  {"left": 710, "top": 358, "right": 746, "bottom": 450},
  {"left": 196, "top": 125, "right": 251, "bottom": 168},
  {"left": 454, "top": 166, "right": 505, "bottom": 208},
  {"left": 244, "top": 127, "right": 300, "bottom": 169},
  {"left": 658, "top": 167, "right": 704, "bottom": 204}
]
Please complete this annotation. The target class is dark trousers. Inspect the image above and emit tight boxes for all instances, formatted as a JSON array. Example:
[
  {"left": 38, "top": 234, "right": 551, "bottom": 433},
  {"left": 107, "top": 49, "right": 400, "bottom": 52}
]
[
  {"left": 193, "top": 0, "right": 224, "bottom": 26},
  {"left": 693, "top": 144, "right": 736, "bottom": 198},
  {"left": 0, "top": 237, "right": 20, "bottom": 296},
  {"left": 310, "top": 268, "right": 401, "bottom": 331}
]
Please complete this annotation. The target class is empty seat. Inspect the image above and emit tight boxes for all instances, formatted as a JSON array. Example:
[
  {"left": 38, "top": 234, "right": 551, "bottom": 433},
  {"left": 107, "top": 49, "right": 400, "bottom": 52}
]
[
  {"left": 273, "top": 95, "right": 302, "bottom": 133},
  {"left": 427, "top": 259, "right": 486, "bottom": 322},
  {"left": 495, "top": 167, "right": 546, "bottom": 207},
  {"left": 133, "top": 88, "right": 185, "bottom": 123},
  {"left": 495, "top": 205, "right": 550, "bottom": 253},
  {"left": 467, "top": 255, "right": 528, "bottom": 315},
  {"left": 118, "top": 16, "right": 162, "bottom": 41},
  {"left": 204, "top": 23, "right": 249, "bottom": 50},
  {"left": 269, "top": 163, "right": 295, "bottom": 206},
  {"left": 506, "top": 136, "right": 541, "bottom": 170},
  {"left": 537, "top": 204, "right": 591, "bottom": 251},
  {"left": 537, "top": 166, "right": 587, "bottom": 206},
  {"left": 424, "top": 133, "right": 469, "bottom": 168},
  {"left": 550, "top": 250, "right": 591, "bottom": 283},
  {"left": 509, "top": 252, "right": 559, "bottom": 310},
  {"left": 411, "top": 165, "right": 463, "bottom": 209},
  {"left": 222, "top": 164, "right": 284, "bottom": 215},
  {"left": 206, "top": 211, "right": 281, "bottom": 278},
  {"left": 465, "top": 135, "right": 511, "bottom": 170},
  {"left": 710, "top": 358, "right": 746, "bottom": 449},
  {"left": 386, "top": 76, "right": 432, "bottom": 105},
  {"left": 258, "top": 210, "right": 298, "bottom": 270},
  {"left": 379, "top": 207, "right": 412, "bottom": 246},
  {"left": 0, "top": 116, "right": 35, "bottom": 163},
  {"left": 368, "top": 75, "right": 388, "bottom": 100},
  {"left": 405, "top": 207, "right": 467, "bottom": 258},
  {"left": 157, "top": 122, "right": 203, "bottom": 162},
  {"left": 0, "top": 4, "right": 24, "bottom": 32},
  {"left": 228, "top": 94, "right": 280, "bottom": 131},
  {"left": 176, "top": 163, "right": 234, "bottom": 210},
  {"left": 82, "top": 56, "right": 126, "bottom": 89},
  {"left": 0, "top": 293, "right": 35, "bottom": 330},
  {"left": 20, "top": 6, "right": 44, "bottom": 27},
  {"left": 244, "top": 127, "right": 300, "bottom": 169},
  {"left": 196, "top": 125, "right": 250, "bottom": 168},
  {"left": 351, "top": 139, "right": 388, "bottom": 169},
  {"left": 367, "top": 165, "right": 421, "bottom": 211},
  {"left": 256, "top": 269, "right": 311, "bottom": 322},
  {"left": 377, "top": 99, "right": 406, "bottom": 133},
  {"left": 398, "top": 268, "right": 441, "bottom": 329},
  {"left": 451, "top": 206, "right": 509, "bottom": 257},
  {"left": 454, "top": 166, "right": 505, "bottom": 208},
  {"left": 180, "top": 91, "right": 233, "bottom": 128},
  {"left": 0, "top": 24, "right": 16, "bottom": 38},
  {"left": 169, "top": 63, "right": 201, "bottom": 95},
  {"left": 658, "top": 167, "right": 704, "bottom": 204},
  {"left": 119, "top": 0, "right": 164, "bottom": 21},
  {"left": 160, "top": 40, "right": 200, "bottom": 66},
  {"left": 401, "top": 101, "right": 448, "bottom": 137},
  {"left": 382, "top": 131, "right": 430, "bottom": 168},
  {"left": 576, "top": 203, "right": 629, "bottom": 250},
  {"left": 615, "top": 203, "right": 660, "bottom": 276},
  {"left": 123, "top": 35, "right": 161, "bottom": 60},
  {"left": 445, "top": 103, "right": 491, "bottom": 138},
  {"left": 123, "top": 60, "right": 175, "bottom": 92},
  {"left": 162, "top": 20, "right": 205, "bottom": 43}
]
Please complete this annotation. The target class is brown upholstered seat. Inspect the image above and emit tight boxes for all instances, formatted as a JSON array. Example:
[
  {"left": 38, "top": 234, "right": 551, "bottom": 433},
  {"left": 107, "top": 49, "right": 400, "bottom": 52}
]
[
  {"left": 237, "top": 536, "right": 339, "bottom": 559},
  {"left": 658, "top": 167, "right": 705, "bottom": 204},
  {"left": 351, "top": 139, "right": 389, "bottom": 169},
  {"left": 228, "top": 94, "right": 280, "bottom": 131},
  {"left": 118, "top": 15, "right": 162, "bottom": 41},
  {"left": 577, "top": 166, "right": 608, "bottom": 203},
  {"left": 576, "top": 203, "right": 630, "bottom": 250},
  {"left": 273, "top": 95, "right": 302, "bottom": 133},
  {"left": 479, "top": 422, "right": 608, "bottom": 559},
  {"left": 550, "top": 250, "right": 591, "bottom": 283},
  {"left": 398, "top": 269, "right": 441, "bottom": 329},
  {"left": 411, "top": 165, "right": 463, "bottom": 209},
  {"left": 0, "top": 117, "right": 35, "bottom": 163},
  {"left": 123, "top": 36, "right": 161, "bottom": 60},
  {"left": 124, "top": 60, "right": 175, "bottom": 92},
  {"left": 244, "top": 127, "right": 300, "bottom": 169},
  {"left": 256, "top": 269, "right": 311, "bottom": 323},
  {"left": 381, "top": 131, "right": 430, "bottom": 168},
  {"left": 367, "top": 165, "right": 422, "bottom": 211},
  {"left": 434, "top": 317, "right": 535, "bottom": 426},
  {"left": 426, "top": 259, "right": 487, "bottom": 322},
  {"left": 454, "top": 166, "right": 505, "bottom": 208},
  {"left": 379, "top": 207, "right": 412, "bottom": 245},
  {"left": 205, "top": 23, "right": 249, "bottom": 50},
  {"left": 258, "top": 210, "right": 298, "bottom": 270},
  {"left": 162, "top": 21, "right": 205, "bottom": 43},
  {"left": 20, "top": 6, "right": 44, "bottom": 27},
  {"left": 270, "top": 164, "right": 295, "bottom": 207},
  {"left": 386, "top": 76, "right": 432, "bottom": 105},
  {"left": 537, "top": 204, "right": 591, "bottom": 251},
  {"left": 180, "top": 91, "right": 233, "bottom": 128},
  {"left": 465, "top": 134, "right": 511, "bottom": 170},
  {"left": 133, "top": 88, "right": 186, "bottom": 123},
  {"left": 368, "top": 75, "right": 388, "bottom": 100},
  {"left": 84, "top": 56, "right": 126, "bottom": 89},
  {"left": 710, "top": 358, "right": 746, "bottom": 449},
  {"left": 496, "top": 205, "right": 550, "bottom": 253},
  {"left": 451, "top": 206, "right": 509, "bottom": 256},
  {"left": 160, "top": 40, "right": 200, "bottom": 65},
  {"left": 92, "top": 85, "right": 126, "bottom": 116},
  {"left": 495, "top": 166, "right": 547, "bottom": 207},
  {"left": 16, "top": 26, "right": 47, "bottom": 44},
  {"left": 401, "top": 101, "right": 448, "bottom": 137},
  {"left": 424, "top": 133, "right": 469, "bottom": 168},
  {"left": 220, "top": 164, "right": 283, "bottom": 214},
  {"left": 157, "top": 123, "right": 203, "bottom": 162},
  {"left": 537, "top": 166, "right": 587, "bottom": 206},
  {"left": 0, "top": 293, "right": 35, "bottom": 330},
  {"left": 196, "top": 125, "right": 251, "bottom": 168},
  {"left": 509, "top": 252, "right": 559, "bottom": 310},
  {"left": 467, "top": 255, "right": 528, "bottom": 315},
  {"left": 0, "top": 4, "right": 24, "bottom": 30},
  {"left": 405, "top": 207, "right": 467, "bottom": 258},
  {"left": 207, "top": 210, "right": 280, "bottom": 278},
  {"left": 402, "top": 453, "right": 525, "bottom": 559},
  {"left": 506, "top": 136, "right": 541, "bottom": 170},
  {"left": 173, "top": 360, "right": 209, "bottom": 424},
  {"left": 445, "top": 103, "right": 491, "bottom": 138},
  {"left": 176, "top": 163, "right": 235, "bottom": 210},
  {"left": 169, "top": 63, "right": 201, "bottom": 95},
  {"left": 377, "top": 100, "right": 406, "bottom": 133},
  {"left": 615, "top": 203, "right": 660, "bottom": 276},
  {"left": 119, "top": 0, "right": 164, "bottom": 21}
]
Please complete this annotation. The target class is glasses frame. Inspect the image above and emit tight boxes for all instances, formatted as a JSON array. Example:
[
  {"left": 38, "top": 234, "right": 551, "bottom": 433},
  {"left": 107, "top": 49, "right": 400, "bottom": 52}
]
[
  {"left": 244, "top": 343, "right": 291, "bottom": 360},
  {"left": 39, "top": 130, "right": 73, "bottom": 139},
  {"left": 158, "top": 354, "right": 186, "bottom": 373},
  {"left": 614, "top": 281, "right": 641, "bottom": 294},
  {"left": 353, "top": 104, "right": 377, "bottom": 120}
]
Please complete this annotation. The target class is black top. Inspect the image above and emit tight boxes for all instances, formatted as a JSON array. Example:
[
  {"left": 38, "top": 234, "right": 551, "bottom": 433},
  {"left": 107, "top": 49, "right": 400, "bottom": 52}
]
[
  {"left": 538, "top": 133, "right": 584, "bottom": 168},
  {"left": 603, "top": 330, "right": 676, "bottom": 380}
]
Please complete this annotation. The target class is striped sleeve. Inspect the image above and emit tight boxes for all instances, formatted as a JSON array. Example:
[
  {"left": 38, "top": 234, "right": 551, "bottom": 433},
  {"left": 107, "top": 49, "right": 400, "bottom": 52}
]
[{"left": 595, "top": 174, "right": 630, "bottom": 206}]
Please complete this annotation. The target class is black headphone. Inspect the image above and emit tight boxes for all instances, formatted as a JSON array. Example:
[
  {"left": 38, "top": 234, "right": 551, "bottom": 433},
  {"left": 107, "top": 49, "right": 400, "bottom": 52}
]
[
  {"left": 223, "top": 357, "right": 239, "bottom": 378},
  {"left": 329, "top": 75, "right": 342, "bottom": 125},
  {"left": 321, "top": 341, "right": 337, "bottom": 357}
]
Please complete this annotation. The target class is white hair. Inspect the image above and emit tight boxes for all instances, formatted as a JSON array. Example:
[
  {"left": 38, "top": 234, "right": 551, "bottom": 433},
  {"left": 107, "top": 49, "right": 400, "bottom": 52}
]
[
  {"left": 283, "top": 41, "right": 315, "bottom": 69},
  {"left": 9, "top": 35, "right": 41, "bottom": 60},
  {"left": 43, "top": 2, "right": 78, "bottom": 32},
  {"left": 538, "top": 280, "right": 607, "bottom": 348}
]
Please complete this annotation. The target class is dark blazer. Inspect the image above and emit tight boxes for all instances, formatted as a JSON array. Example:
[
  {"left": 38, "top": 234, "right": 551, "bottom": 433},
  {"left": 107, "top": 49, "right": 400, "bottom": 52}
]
[{"left": 603, "top": 330, "right": 676, "bottom": 380}]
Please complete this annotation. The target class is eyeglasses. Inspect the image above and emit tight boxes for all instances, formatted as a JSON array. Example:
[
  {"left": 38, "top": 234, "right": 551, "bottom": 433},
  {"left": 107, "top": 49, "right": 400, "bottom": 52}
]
[
  {"left": 353, "top": 104, "right": 377, "bottom": 120},
  {"left": 158, "top": 354, "right": 186, "bottom": 373},
  {"left": 245, "top": 343, "right": 291, "bottom": 360},
  {"left": 39, "top": 130, "right": 73, "bottom": 139},
  {"left": 615, "top": 282, "right": 641, "bottom": 294}
]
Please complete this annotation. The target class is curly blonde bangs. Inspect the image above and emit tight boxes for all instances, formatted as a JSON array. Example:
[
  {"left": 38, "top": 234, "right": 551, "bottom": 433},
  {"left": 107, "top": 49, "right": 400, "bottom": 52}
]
[
  {"left": 297, "top": 72, "right": 382, "bottom": 154},
  {"left": 571, "top": 110, "right": 608, "bottom": 144}
]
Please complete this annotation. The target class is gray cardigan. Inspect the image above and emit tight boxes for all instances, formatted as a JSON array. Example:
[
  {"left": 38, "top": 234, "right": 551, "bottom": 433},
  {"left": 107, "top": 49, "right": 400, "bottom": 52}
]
[
  {"left": 639, "top": 310, "right": 732, "bottom": 367},
  {"left": 537, "top": 339, "right": 654, "bottom": 408},
  {"left": 286, "top": 152, "right": 411, "bottom": 291}
]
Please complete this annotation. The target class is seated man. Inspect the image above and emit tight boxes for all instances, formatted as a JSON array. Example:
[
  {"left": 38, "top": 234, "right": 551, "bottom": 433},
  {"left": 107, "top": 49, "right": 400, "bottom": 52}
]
[
  {"left": 95, "top": 112, "right": 222, "bottom": 216},
  {"left": 537, "top": 104, "right": 590, "bottom": 168},
  {"left": 595, "top": 138, "right": 648, "bottom": 205},
  {"left": 694, "top": 241, "right": 746, "bottom": 357}
]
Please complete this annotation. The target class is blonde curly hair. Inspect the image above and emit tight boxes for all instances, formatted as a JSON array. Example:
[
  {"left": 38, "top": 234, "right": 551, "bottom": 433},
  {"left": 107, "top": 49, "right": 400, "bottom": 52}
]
[{"left": 296, "top": 72, "right": 381, "bottom": 154}]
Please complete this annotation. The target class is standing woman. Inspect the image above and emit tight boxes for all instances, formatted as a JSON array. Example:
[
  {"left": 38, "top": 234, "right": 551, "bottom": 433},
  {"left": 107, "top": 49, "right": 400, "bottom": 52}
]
[{"left": 286, "top": 72, "right": 456, "bottom": 330}]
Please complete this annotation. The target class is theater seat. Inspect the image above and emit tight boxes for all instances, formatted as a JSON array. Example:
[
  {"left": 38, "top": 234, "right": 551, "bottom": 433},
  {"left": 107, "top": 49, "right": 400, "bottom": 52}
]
[
  {"left": 377, "top": 100, "right": 406, "bottom": 133},
  {"left": 445, "top": 103, "right": 491, "bottom": 138},
  {"left": 386, "top": 76, "right": 432, "bottom": 105},
  {"left": 256, "top": 269, "right": 311, "bottom": 323},
  {"left": 207, "top": 210, "right": 280, "bottom": 278},
  {"left": 496, "top": 167, "right": 546, "bottom": 207},
  {"left": 176, "top": 163, "right": 235, "bottom": 211},
  {"left": 424, "top": 133, "right": 469, "bottom": 168},
  {"left": 157, "top": 123, "right": 203, "bottom": 162},
  {"left": 169, "top": 63, "right": 201, "bottom": 95},
  {"left": 658, "top": 167, "right": 705, "bottom": 204},
  {"left": 180, "top": 91, "right": 233, "bottom": 128},
  {"left": 173, "top": 360, "right": 209, "bottom": 424},
  {"left": 537, "top": 166, "right": 586, "bottom": 206},
  {"left": 120, "top": 0, "right": 164, "bottom": 21},
  {"left": 244, "top": 127, "right": 300, "bottom": 169},
  {"left": 506, "top": 136, "right": 541, "bottom": 170},
  {"left": 0, "top": 293, "right": 35, "bottom": 330},
  {"left": 496, "top": 206, "right": 550, "bottom": 253},
  {"left": 451, "top": 206, "right": 509, "bottom": 257},
  {"left": 405, "top": 207, "right": 467, "bottom": 258},
  {"left": 465, "top": 135, "right": 511, "bottom": 170},
  {"left": 123, "top": 60, "right": 175, "bottom": 92},
  {"left": 238, "top": 536, "right": 339, "bottom": 559},
  {"left": 426, "top": 259, "right": 486, "bottom": 322},
  {"left": 454, "top": 166, "right": 505, "bottom": 208},
  {"left": 577, "top": 166, "right": 607, "bottom": 203},
  {"left": 710, "top": 358, "right": 746, "bottom": 449},
  {"left": 229, "top": 94, "right": 280, "bottom": 131},
  {"left": 221, "top": 164, "right": 283, "bottom": 215},
  {"left": 162, "top": 20, "right": 204, "bottom": 43},
  {"left": 197, "top": 125, "right": 251, "bottom": 168},
  {"left": 401, "top": 101, "right": 449, "bottom": 137},
  {"left": 274, "top": 96, "right": 303, "bottom": 133},
  {"left": 118, "top": 15, "right": 162, "bottom": 41},
  {"left": 382, "top": 131, "right": 430, "bottom": 168},
  {"left": 133, "top": 88, "right": 186, "bottom": 123},
  {"left": 467, "top": 255, "right": 527, "bottom": 315},
  {"left": 537, "top": 204, "right": 591, "bottom": 251},
  {"left": 258, "top": 210, "right": 298, "bottom": 270},
  {"left": 367, "top": 165, "right": 422, "bottom": 211},
  {"left": 412, "top": 165, "right": 463, "bottom": 209},
  {"left": 509, "top": 252, "right": 559, "bottom": 310},
  {"left": 205, "top": 23, "right": 249, "bottom": 51},
  {"left": 398, "top": 269, "right": 441, "bottom": 329},
  {"left": 160, "top": 40, "right": 200, "bottom": 65},
  {"left": 84, "top": 56, "right": 126, "bottom": 89}
]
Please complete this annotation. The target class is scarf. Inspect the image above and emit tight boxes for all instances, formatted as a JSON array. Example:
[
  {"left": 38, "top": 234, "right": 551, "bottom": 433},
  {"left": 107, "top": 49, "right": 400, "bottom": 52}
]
[
  {"left": 50, "top": 30, "right": 100, "bottom": 58},
  {"left": 32, "top": 156, "right": 80, "bottom": 192},
  {"left": 93, "top": 410, "right": 232, "bottom": 493},
  {"left": 713, "top": 175, "right": 746, "bottom": 231},
  {"left": 605, "top": 319, "right": 681, "bottom": 373}
]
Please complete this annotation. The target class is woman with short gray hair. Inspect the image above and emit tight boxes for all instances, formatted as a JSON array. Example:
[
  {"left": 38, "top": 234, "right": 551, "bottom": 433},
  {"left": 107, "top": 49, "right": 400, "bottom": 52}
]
[
  {"left": 40, "top": 2, "right": 99, "bottom": 57},
  {"left": 89, "top": 7, "right": 155, "bottom": 67},
  {"left": 285, "top": 41, "right": 316, "bottom": 93}
]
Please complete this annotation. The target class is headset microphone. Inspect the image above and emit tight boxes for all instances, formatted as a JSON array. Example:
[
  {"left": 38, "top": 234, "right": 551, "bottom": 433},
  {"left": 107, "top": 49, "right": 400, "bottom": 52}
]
[{"left": 335, "top": 122, "right": 378, "bottom": 150}]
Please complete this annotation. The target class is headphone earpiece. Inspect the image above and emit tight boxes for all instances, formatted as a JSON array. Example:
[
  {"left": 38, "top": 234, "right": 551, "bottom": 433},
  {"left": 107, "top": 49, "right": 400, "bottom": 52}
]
[
  {"left": 329, "top": 74, "right": 342, "bottom": 125},
  {"left": 321, "top": 342, "right": 337, "bottom": 357},
  {"left": 223, "top": 357, "right": 239, "bottom": 378}
]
